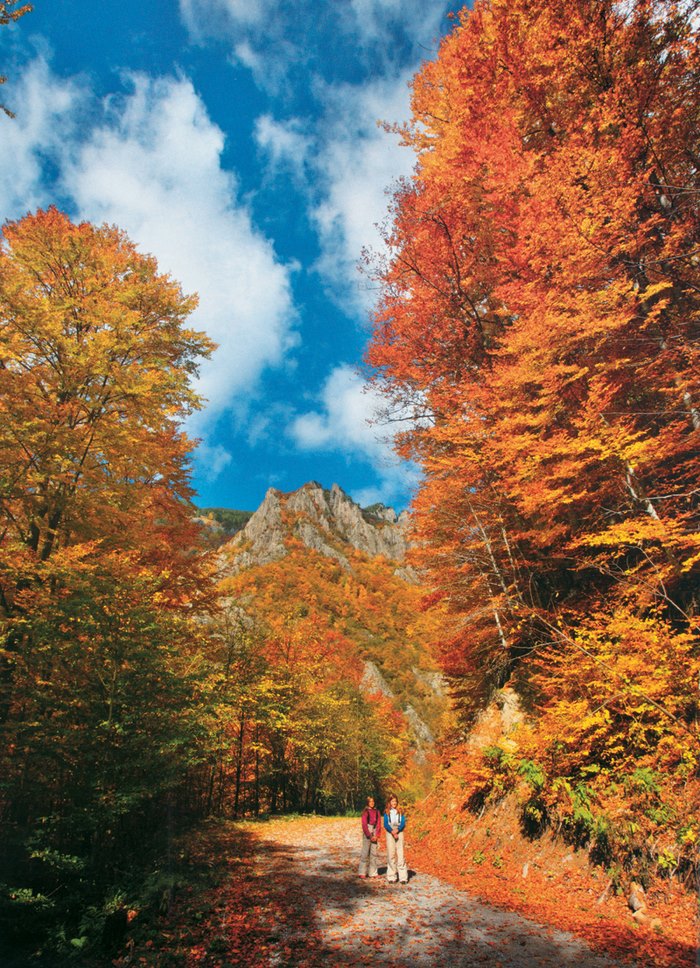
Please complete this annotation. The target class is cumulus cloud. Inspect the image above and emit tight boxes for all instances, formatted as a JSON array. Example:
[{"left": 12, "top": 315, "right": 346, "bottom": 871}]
[
  {"left": 254, "top": 114, "right": 311, "bottom": 180},
  {"left": 179, "top": 0, "right": 448, "bottom": 317},
  {"left": 288, "top": 364, "right": 419, "bottom": 505},
  {"left": 308, "top": 73, "right": 415, "bottom": 314},
  {"left": 63, "top": 73, "right": 298, "bottom": 426},
  {"left": 0, "top": 56, "right": 83, "bottom": 219},
  {"left": 253, "top": 74, "right": 416, "bottom": 316},
  {"left": 290, "top": 365, "right": 383, "bottom": 455}
]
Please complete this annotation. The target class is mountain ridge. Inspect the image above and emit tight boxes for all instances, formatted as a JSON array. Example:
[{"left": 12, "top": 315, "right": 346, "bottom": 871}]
[{"left": 217, "top": 480, "right": 412, "bottom": 577}]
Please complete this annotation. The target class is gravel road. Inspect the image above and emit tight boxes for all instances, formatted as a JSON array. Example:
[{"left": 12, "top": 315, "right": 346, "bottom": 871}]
[{"left": 245, "top": 817, "right": 621, "bottom": 968}]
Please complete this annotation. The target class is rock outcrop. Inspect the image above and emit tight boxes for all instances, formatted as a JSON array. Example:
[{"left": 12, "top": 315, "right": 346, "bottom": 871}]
[
  {"left": 220, "top": 486, "right": 287, "bottom": 572},
  {"left": 465, "top": 686, "right": 524, "bottom": 751},
  {"left": 360, "top": 661, "right": 395, "bottom": 699},
  {"left": 361, "top": 662, "right": 440, "bottom": 763},
  {"left": 404, "top": 703, "right": 436, "bottom": 764},
  {"left": 218, "top": 481, "right": 409, "bottom": 576},
  {"left": 412, "top": 666, "right": 448, "bottom": 699}
]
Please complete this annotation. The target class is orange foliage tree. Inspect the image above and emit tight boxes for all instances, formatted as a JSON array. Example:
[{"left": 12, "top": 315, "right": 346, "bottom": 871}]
[
  {"left": 368, "top": 0, "right": 700, "bottom": 880},
  {"left": 0, "top": 208, "right": 215, "bottom": 948}
]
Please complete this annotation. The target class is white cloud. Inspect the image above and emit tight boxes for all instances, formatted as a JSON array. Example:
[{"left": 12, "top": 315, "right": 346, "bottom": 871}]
[
  {"left": 347, "top": 0, "right": 442, "bottom": 45},
  {"left": 0, "top": 56, "right": 83, "bottom": 219},
  {"left": 254, "top": 114, "right": 311, "bottom": 179},
  {"left": 290, "top": 365, "right": 384, "bottom": 455},
  {"left": 253, "top": 74, "right": 416, "bottom": 317},
  {"left": 178, "top": 0, "right": 447, "bottom": 316},
  {"left": 64, "top": 73, "right": 298, "bottom": 426},
  {"left": 179, "top": 0, "right": 296, "bottom": 92},
  {"left": 288, "top": 363, "right": 419, "bottom": 505},
  {"left": 0, "top": 60, "right": 299, "bottom": 478},
  {"left": 178, "top": 0, "right": 267, "bottom": 38},
  {"left": 179, "top": 0, "right": 445, "bottom": 60},
  {"left": 193, "top": 441, "right": 234, "bottom": 482},
  {"left": 178, "top": 0, "right": 449, "bottom": 94},
  {"left": 309, "top": 74, "right": 415, "bottom": 314},
  {"left": 246, "top": 402, "right": 295, "bottom": 447}
]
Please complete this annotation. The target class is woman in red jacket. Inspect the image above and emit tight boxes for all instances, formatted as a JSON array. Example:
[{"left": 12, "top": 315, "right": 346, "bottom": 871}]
[{"left": 358, "top": 795, "right": 382, "bottom": 878}]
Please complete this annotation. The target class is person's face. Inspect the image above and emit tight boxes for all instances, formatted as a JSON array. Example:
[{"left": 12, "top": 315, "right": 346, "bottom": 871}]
[
  {"left": 368, "top": 797, "right": 375, "bottom": 808},
  {"left": 390, "top": 797, "right": 398, "bottom": 809}
]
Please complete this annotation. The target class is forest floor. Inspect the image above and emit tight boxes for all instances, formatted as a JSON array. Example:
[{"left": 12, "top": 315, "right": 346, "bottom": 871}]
[{"left": 111, "top": 815, "right": 696, "bottom": 968}]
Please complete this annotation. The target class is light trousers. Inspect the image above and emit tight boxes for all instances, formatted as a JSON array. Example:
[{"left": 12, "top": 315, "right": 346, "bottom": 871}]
[
  {"left": 386, "top": 830, "right": 408, "bottom": 883},
  {"left": 358, "top": 825, "right": 378, "bottom": 876}
]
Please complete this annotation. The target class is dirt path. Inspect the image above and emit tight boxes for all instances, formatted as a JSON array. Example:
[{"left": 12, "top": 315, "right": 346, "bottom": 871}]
[{"left": 228, "top": 816, "right": 621, "bottom": 968}]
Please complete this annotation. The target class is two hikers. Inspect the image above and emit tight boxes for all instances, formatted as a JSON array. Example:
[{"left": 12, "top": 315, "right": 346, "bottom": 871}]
[{"left": 358, "top": 792, "right": 408, "bottom": 885}]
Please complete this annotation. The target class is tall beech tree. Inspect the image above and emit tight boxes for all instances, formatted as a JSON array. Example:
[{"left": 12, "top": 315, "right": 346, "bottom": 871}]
[
  {"left": 0, "top": 207, "right": 212, "bottom": 613},
  {"left": 0, "top": 208, "right": 214, "bottom": 949},
  {"left": 0, "top": 206, "right": 213, "bottom": 721},
  {"left": 369, "top": 0, "right": 700, "bottom": 878}
]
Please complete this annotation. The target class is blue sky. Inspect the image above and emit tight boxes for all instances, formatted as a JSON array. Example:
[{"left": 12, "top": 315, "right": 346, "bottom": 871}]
[{"left": 0, "top": 0, "right": 459, "bottom": 512}]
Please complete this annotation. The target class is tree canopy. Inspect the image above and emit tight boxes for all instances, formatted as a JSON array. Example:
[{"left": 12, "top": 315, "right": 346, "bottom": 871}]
[
  {"left": 0, "top": 208, "right": 216, "bottom": 954},
  {"left": 368, "top": 0, "right": 700, "bottom": 881}
]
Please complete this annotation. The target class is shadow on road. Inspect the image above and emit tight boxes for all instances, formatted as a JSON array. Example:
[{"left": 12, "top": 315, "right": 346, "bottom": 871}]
[
  {"left": 238, "top": 832, "right": 629, "bottom": 968},
  {"left": 86, "top": 820, "right": 696, "bottom": 968}
]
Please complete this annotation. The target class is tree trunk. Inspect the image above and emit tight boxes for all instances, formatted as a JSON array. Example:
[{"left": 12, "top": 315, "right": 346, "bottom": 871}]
[{"left": 233, "top": 711, "right": 246, "bottom": 818}]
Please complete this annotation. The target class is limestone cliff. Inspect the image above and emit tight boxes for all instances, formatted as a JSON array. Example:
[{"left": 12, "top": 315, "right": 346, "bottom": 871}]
[{"left": 217, "top": 481, "right": 410, "bottom": 577}]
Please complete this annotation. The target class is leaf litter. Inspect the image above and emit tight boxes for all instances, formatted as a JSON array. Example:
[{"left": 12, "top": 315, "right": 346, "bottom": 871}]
[{"left": 113, "top": 816, "right": 641, "bottom": 967}]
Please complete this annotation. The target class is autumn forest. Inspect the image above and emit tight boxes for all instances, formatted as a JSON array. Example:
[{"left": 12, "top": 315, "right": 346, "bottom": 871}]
[{"left": 1, "top": 0, "right": 699, "bottom": 964}]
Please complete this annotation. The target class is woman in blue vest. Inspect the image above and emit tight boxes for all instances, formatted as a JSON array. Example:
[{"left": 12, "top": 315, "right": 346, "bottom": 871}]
[{"left": 383, "top": 793, "right": 408, "bottom": 884}]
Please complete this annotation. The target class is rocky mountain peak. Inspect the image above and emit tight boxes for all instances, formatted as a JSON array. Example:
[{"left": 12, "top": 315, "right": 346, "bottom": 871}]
[{"left": 218, "top": 481, "right": 410, "bottom": 576}]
